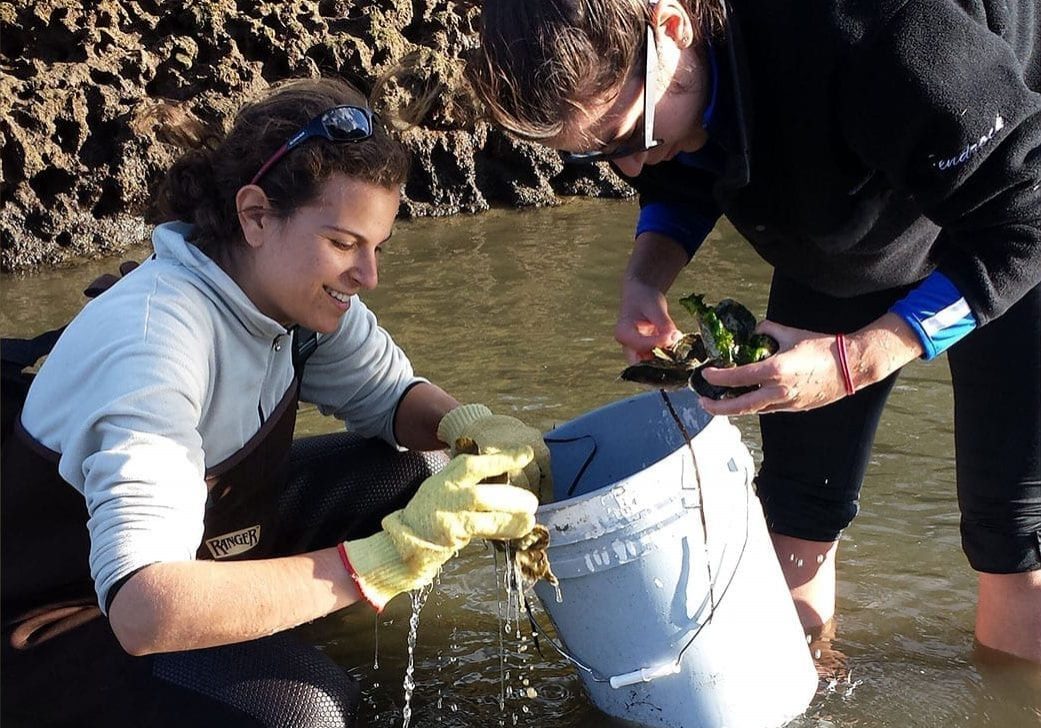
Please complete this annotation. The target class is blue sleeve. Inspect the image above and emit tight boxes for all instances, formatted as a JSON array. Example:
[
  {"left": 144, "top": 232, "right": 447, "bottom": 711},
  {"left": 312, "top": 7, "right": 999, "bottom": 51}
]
[
  {"left": 635, "top": 202, "right": 721, "bottom": 259},
  {"left": 889, "top": 271, "right": 978, "bottom": 360}
]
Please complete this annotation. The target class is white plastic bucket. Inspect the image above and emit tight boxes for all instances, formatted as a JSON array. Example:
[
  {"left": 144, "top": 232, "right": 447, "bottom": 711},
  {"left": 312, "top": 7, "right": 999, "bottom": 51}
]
[{"left": 534, "top": 389, "right": 817, "bottom": 728}]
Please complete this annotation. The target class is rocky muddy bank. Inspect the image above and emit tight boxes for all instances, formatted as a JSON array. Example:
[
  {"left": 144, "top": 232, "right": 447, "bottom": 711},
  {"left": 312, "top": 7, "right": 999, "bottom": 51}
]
[{"left": 0, "top": 0, "right": 631, "bottom": 272}]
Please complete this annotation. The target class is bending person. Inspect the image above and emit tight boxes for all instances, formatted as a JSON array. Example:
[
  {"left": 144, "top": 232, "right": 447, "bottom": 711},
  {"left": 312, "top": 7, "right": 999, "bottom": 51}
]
[
  {"left": 1, "top": 77, "right": 550, "bottom": 727},
  {"left": 465, "top": 0, "right": 1041, "bottom": 663}
]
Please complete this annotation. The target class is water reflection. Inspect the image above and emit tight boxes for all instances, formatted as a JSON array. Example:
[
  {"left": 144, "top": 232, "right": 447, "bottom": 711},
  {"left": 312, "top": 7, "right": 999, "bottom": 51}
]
[{"left": 2, "top": 198, "right": 1038, "bottom": 727}]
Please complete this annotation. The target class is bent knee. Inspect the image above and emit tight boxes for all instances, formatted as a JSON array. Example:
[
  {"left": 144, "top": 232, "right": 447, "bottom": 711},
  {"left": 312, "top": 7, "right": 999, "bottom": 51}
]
[{"left": 756, "top": 472, "right": 860, "bottom": 542}]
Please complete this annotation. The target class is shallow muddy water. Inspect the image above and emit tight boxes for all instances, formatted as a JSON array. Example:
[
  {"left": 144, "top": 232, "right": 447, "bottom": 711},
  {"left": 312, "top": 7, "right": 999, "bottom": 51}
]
[{"left": 2, "top": 198, "right": 1038, "bottom": 727}]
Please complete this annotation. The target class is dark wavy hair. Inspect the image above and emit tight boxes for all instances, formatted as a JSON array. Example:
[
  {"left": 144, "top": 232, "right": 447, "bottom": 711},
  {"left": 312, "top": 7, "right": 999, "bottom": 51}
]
[{"left": 147, "top": 77, "right": 410, "bottom": 258}]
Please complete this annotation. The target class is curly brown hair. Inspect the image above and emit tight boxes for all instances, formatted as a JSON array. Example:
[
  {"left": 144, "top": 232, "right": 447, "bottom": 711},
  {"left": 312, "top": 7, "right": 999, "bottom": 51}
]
[{"left": 148, "top": 77, "right": 410, "bottom": 259}]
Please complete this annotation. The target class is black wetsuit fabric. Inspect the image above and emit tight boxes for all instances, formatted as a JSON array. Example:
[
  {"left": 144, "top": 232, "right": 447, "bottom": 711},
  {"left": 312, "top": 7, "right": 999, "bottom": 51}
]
[
  {"left": 1, "top": 431, "right": 447, "bottom": 728},
  {"left": 755, "top": 277, "right": 1041, "bottom": 572},
  {"left": 629, "top": 0, "right": 1041, "bottom": 325},
  {"left": 627, "top": 0, "right": 1041, "bottom": 569}
]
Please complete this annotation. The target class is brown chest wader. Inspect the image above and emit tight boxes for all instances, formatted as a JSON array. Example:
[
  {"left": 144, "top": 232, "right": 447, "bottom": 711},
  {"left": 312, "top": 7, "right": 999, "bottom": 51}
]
[
  {"left": 1, "top": 325, "right": 316, "bottom": 650},
  {"left": 1, "top": 340, "right": 327, "bottom": 726},
  {"left": 0, "top": 265, "right": 442, "bottom": 727}
]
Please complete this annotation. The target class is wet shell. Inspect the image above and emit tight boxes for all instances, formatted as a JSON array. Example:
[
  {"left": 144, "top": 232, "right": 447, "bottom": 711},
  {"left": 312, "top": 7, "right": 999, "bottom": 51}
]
[
  {"left": 626, "top": 293, "right": 781, "bottom": 400},
  {"left": 619, "top": 333, "right": 708, "bottom": 386},
  {"left": 454, "top": 437, "right": 559, "bottom": 590},
  {"left": 715, "top": 298, "right": 757, "bottom": 343}
]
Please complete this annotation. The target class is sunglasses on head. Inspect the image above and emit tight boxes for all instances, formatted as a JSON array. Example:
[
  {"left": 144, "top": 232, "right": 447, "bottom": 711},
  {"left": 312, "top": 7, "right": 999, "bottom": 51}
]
[
  {"left": 562, "top": 20, "right": 663, "bottom": 165},
  {"left": 250, "top": 105, "right": 375, "bottom": 186}
]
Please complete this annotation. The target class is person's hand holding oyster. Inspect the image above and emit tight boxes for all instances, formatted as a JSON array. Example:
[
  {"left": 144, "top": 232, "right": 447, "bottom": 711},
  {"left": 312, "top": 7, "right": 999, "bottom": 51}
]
[{"left": 622, "top": 293, "right": 864, "bottom": 415}]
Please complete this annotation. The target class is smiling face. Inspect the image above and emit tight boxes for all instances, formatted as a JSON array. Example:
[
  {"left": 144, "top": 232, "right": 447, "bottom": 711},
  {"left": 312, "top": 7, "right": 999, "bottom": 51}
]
[
  {"left": 234, "top": 174, "right": 399, "bottom": 333},
  {"left": 551, "top": 4, "right": 712, "bottom": 178}
]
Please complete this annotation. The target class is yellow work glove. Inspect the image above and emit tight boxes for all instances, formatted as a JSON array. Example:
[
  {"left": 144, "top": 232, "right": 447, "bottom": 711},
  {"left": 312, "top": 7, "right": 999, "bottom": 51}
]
[
  {"left": 437, "top": 404, "right": 552, "bottom": 493},
  {"left": 340, "top": 447, "right": 538, "bottom": 610}
]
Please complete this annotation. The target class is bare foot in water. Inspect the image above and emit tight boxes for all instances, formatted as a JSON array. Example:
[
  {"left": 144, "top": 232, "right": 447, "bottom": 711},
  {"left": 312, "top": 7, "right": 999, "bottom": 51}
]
[{"left": 807, "top": 617, "right": 849, "bottom": 682}]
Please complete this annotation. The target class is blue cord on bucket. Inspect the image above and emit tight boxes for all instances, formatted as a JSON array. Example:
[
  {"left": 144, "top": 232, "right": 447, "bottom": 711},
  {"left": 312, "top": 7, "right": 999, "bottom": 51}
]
[{"left": 531, "top": 390, "right": 754, "bottom": 687}]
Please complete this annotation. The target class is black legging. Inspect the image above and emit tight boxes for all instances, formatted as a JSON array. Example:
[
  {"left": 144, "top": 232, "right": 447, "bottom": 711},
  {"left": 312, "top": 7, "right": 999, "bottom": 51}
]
[
  {"left": 756, "top": 274, "right": 1041, "bottom": 574},
  {"left": 1, "top": 433, "right": 447, "bottom": 728}
]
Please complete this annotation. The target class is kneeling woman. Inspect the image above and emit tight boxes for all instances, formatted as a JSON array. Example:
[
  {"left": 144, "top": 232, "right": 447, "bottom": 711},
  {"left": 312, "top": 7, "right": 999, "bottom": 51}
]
[{"left": 1, "top": 78, "right": 548, "bottom": 727}]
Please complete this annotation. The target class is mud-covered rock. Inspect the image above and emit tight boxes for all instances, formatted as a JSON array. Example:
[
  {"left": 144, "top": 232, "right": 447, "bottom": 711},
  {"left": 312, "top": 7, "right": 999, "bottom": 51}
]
[{"left": 0, "top": 0, "right": 632, "bottom": 272}]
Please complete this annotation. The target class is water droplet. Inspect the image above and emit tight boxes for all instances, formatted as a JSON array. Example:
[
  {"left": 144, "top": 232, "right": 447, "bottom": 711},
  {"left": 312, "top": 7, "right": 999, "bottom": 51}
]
[{"left": 653, "top": 577, "right": 664, "bottom": 589}]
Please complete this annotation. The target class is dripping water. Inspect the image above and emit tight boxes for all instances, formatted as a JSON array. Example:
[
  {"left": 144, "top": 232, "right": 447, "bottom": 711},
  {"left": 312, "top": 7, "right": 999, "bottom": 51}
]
[
  {"left": 401, "top": 583, "right": 433, "bottom": 728},
  {"left": 373, "top": 613, "right": 380, "bottom": 670}
]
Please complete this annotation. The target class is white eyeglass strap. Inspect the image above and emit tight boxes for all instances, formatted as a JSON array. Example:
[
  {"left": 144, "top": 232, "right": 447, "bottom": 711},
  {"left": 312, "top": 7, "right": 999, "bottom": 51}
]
[{"left": 644, "top": 22, "right": 657, "bottom": 147}]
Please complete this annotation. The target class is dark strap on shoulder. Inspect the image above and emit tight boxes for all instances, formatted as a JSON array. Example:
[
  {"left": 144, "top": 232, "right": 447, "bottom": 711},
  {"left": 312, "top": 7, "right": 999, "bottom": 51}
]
[
  {"left": 291, "top": 327, "right": 318, "bottom": 380},
  {"left": 2, "top": 259, "right": 142, "bottom": 369},
  {"left": 1, "top": 328, "right": 65, "bottom": 370},
  {"left": 82, "top": 260, "right": 140, "bottom": 299}
]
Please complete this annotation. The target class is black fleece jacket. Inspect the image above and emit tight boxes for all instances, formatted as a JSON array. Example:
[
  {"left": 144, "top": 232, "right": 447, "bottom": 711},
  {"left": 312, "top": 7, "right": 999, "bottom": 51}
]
[{"left": 629, "top": 0, "right": 1040, "bottom": 325}]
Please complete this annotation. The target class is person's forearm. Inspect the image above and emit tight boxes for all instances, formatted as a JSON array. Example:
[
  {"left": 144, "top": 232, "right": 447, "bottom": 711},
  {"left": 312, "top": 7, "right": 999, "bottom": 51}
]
[
  {"left": 108, "top": 548, "right": 361, "bottom": 655},
  {"left": 393, "top": 382, "right": 459, "bottom": 450},
  {"left": 625, "top": 232, "right": 690, "bottom": 292},
  {"left": 847, "top": 312, "right": 924, "bottom": 389}
]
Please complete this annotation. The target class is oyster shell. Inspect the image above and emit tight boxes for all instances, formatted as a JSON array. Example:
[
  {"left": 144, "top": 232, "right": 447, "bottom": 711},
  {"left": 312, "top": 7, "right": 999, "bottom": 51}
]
[
  {"left": 619, "top": 333, "right": 707, "bottom": 386},
  {"left": 621, "top": 293, "right": 780, "bottom": 400},
  {"left": 454, "top": 437, "right": 559, "bottom": 590}
]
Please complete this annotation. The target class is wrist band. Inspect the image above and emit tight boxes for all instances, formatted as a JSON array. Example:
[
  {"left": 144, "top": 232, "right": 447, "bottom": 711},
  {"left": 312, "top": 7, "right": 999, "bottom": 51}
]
[
  {"left": 336, "top": 542, "right": 358, "bottom": 580},
  {"left": 337, "top": 542, "right": 381, "bottom": 610},
  {"left": 337, "top": 543, "right": 364, "bottom": 590},
  {"left": 835, "top": 334, "right": 856, "bottom": 397}
]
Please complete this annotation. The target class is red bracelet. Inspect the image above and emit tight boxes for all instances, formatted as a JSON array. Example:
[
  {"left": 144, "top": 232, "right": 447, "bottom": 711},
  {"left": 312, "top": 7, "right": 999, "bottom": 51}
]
[
  {"left": 835, "top": 334, "right": 856, "bottom": 396},
  {"left": 336, "top": 542, "right": 355, "bottom": 576},
  {"left": 337, "top": 542, "right": 379, "bottom": 609}
]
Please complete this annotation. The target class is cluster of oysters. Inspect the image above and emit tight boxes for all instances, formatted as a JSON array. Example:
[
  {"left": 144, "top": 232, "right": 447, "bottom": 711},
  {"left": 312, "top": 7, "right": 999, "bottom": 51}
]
[
  {"left": 453, "top": 437, "right": 558, "bottom": 591},
  {"left": 620, "top": 293, "right": 779, "bottom": 400}
]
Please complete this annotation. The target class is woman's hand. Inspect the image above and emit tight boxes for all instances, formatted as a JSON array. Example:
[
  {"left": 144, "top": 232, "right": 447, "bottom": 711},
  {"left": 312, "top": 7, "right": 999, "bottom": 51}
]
[
  {"left": 343, "top": 448, "right": 538, "bottom": 610},
  {"left": 697, "top": 320, "right": 845, "bottom": 415},
  {"left": 697, "top": 314, "right": 923, "bottom": 416},
  {"left": 437, "top": 404, "right": 550, "bottom": 492},
  {"left": 616, "top": 277, "right": 682, "bottom": 364},
  {"left": 616, "top": 232, "right": 689, "bottom": 363}
]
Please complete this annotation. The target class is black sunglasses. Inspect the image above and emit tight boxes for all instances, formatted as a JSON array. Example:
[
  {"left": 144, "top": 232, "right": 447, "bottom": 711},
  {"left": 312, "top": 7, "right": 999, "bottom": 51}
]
[
  {"left": 250, "top": 105, "right": 375, "bottom": 186},
  {"left": 562, "top": 22, "right": 663, "bottom": 164}
]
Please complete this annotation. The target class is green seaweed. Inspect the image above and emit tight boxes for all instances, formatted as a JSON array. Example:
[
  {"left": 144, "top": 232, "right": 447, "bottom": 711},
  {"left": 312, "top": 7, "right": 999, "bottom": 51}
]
[
  {"left": 736, "top": 332, "right": 779, "bottom": 365},
  {"left": 619, "top": 293, "right": 780, "bottom": 400},
  {"left": 679, "top": 293, "right": 736, "bottom": 364},
  {"left": 678, "top": 293, "right": 780, "bottom": 399}
]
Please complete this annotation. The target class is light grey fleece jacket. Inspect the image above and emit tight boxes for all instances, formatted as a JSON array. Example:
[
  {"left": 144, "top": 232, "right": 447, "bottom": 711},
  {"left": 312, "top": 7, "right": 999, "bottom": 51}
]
[{"left": 20, "top": 222, "right": 424, "bottom": 611}]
